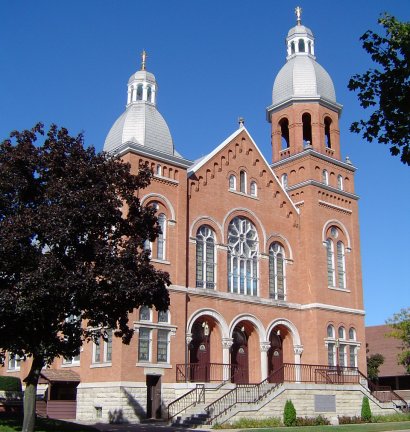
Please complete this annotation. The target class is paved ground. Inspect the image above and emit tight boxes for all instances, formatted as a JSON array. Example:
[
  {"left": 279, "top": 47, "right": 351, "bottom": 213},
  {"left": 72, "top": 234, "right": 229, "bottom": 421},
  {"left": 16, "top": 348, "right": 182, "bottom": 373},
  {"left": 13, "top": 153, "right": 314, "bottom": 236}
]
[{"left": 81, "top": 420, "right": 212, "bottom": 432}]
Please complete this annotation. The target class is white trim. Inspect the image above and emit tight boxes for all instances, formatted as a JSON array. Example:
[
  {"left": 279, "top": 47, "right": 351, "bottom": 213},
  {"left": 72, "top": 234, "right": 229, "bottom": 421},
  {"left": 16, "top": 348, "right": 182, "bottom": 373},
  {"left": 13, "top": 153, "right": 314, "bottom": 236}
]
[
  {"left": 189, "top": 216, "right": 223, "bottom": 240},
  {"left": 319, "top": 200, "right": 353, "bottom": 215},
  {"left": 187, "top": 308, "right": 230, "bottom": 339},
  {"left": 322, "top": 219, "right": 352, "bottom": 251},
  {"left": 229, "top": 314, "right": 266, "bottom": 341},
  {"left": 266, "top": 318, "right": 301, "bottom": 346},
  {"left": 140, "top": 193, "right": 176, "bottom": 221},
  {"left": 266, "top": 233, "right": 294, "bottom": 261}
]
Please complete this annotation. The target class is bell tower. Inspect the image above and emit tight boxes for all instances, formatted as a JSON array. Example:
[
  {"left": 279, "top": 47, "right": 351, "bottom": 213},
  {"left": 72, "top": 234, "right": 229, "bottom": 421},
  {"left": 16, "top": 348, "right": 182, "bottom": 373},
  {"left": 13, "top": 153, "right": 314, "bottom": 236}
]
[{"left": 267, "top": 7, "right": 343, "bottom": 163}]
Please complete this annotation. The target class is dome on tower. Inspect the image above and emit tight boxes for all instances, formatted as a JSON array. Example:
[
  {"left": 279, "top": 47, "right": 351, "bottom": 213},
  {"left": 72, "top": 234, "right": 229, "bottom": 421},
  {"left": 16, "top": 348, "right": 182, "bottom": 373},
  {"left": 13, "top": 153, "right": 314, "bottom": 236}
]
[
  {"left": 268, "top": 7, "right": 341, "bottom": 114},
  {"left": 104, "top": 51, "right": 177, "bottom": 156}
]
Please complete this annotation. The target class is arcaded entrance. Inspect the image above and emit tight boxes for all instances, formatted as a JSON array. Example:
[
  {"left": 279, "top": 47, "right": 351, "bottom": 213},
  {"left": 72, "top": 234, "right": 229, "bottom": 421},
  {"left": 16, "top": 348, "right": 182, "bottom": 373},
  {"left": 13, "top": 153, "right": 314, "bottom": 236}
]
[
  {"left": 231, "top": 326, "right": 249, "bottom": 383},
  {"left": 189, "top": 320, "right": 211, "bottom": 381}
]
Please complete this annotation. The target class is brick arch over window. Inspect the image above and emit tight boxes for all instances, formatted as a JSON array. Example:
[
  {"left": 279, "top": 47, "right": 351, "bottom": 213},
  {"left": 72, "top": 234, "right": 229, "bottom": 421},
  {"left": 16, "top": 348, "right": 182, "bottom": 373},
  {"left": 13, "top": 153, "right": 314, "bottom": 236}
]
[
  {"left": 187, "top": 309, "right": 229, "bottom": 339},
  {"left": 266, "top": 318, "right": 302, "bottom": 349},
  {"left": 141, "top": 193, "right": 176, "bottom": 221},
  {"left": 323, "top": 223, "right": 349, "bottom": 289},
  {"left": 229, "top": 314, "right": 266, "bottom": 341},
  {"left": 322, "top": 220, "right": 351, "bottom": 251},
  {"left": 190, "top": 216, "right": 222, "bottom": 242},
  {"left": 266, "top": 234, "right": 294, "bottom": 261}
]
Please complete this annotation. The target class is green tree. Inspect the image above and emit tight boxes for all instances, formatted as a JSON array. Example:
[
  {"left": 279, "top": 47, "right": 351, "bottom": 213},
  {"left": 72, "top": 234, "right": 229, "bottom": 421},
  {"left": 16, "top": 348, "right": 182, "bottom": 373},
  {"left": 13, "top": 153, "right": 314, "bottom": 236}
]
[
  {"left": 0, "top": 124, "right": 170, "bottom": 432},
  {"left": 348, "top": 14, "right": 410, "bottom": 165},
  {"left": 387, "top": 308, "right": 410, "bottom": 373},
  {"left": 283, "top": 399, "right": 297, "bottom": 427},
  {"left": 361, "top": 396, "right": 372, "bottom": 422},
  {"left": 367, "top": 352, "right": 384, "bottom": 381}
]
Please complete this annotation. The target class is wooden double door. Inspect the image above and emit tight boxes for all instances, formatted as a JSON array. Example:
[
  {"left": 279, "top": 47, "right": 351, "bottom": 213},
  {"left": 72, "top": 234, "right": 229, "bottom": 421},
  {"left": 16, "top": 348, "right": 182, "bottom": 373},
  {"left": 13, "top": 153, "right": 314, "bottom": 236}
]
[
  {"left": 231, "top": 326, "right": 249, "bottom": 384},
  {"left": 268, "top": 333, "right": 284, "bottom": 383}
]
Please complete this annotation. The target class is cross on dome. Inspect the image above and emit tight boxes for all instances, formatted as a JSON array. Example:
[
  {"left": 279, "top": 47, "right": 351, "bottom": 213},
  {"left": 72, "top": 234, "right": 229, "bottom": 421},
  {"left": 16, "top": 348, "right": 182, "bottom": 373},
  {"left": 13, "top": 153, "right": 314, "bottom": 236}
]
[
  {"left": 141, "top": 50, "right": 147, "bottom": 71},
  {"left": 295, "top": 6, "right": 302, "bottom": 25}
]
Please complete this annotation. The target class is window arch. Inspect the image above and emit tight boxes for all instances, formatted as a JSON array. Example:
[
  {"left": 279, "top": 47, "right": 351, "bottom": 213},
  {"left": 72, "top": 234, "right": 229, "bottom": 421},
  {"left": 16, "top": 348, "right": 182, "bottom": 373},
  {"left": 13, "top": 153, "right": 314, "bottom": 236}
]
[
  {"left": 250, "top": 181, "right": 257, "bottom": 197},
  {"left": 147, "top": 85, "right": 152, "bottom": 102},
  {"left": 196, "top": 225, "right": 216, "bottom": 289},
  {"left": 269, "top": 242, "right": 285, "bottom": 300},
  {"left": 327, "top": 324, "right": 335, "bottom": 338},
  {"left": 229, "top": 174, "right": 236, "bottom": 190},
  {"left": 322, "top": 169, "right": 329, "bottom": 185},
  {"left": 239, "top": 170, "right": 246, "bottom": 193},
  {"left": 227, "top": 217, "right": 258, "bottom": 296},
  {"left": 326, "top": 324, "right": 358, "bottom": 368},
  {"left": 337, "top": 175, "right": 343, "bottom": 190},
  {"left": 279, "top": 118, "right": 290, "bottom": 149},
  {"left": 281, "top": 173, "right": 288, "bottom": 188},
  {"left": 302, "top": 113, "right": 312, "bottom": 146},
  {"left": 324, "top": 117, "right": 332, "bottom": 148},
  {"left": 348, "top": 327, "right": 356, "bottom": 340},
  {"left": 157, "top": 213, "right": 166, "bottom": 260},
  {"left": 139, "top": 306, "right": 151, "bottom": 321},
  {"left": 338, "top": 326, "right": 346, "bottom": 339},
  {"left": 136, "top": 84, "right": 143, "bottom": 100},
  {"left": 298, "top": 38, "right": 305, "bottom": 52}
]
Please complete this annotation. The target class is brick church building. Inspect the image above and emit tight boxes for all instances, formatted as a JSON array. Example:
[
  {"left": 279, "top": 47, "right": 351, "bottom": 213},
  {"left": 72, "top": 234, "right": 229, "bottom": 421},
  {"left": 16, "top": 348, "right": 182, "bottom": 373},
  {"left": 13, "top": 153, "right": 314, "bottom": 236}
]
[{"left": 7, "top": 10, "right": 399, "bottom": 424}]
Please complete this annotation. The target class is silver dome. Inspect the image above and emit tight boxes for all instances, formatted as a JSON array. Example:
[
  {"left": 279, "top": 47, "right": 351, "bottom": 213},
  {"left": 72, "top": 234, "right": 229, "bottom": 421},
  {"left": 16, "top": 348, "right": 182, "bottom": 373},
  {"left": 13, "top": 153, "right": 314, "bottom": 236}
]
[
  {"left": 287, "top": 24, "right": 313, "bottom": 38},
  {"left": 272, "top": 55, "right": 336, "bottom": 106},
  {"left": 104, "top": 103, "right": 174, "bottom": 154},
  {"left": 128, "top": 70, "right": 156, "bottom": 85}
]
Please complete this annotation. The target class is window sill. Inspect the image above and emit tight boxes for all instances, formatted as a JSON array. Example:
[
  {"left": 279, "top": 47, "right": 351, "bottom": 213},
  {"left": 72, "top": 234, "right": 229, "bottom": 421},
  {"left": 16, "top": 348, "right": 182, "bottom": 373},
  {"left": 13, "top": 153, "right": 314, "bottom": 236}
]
[
  {"left": 328, "top": 286, "right": 351, "bottom": 293},
  {"left": 151, "top": 258, "right": 171, "bottom": 265},
  {"left": 229, "top": 189, "right": 259, "bottom": 200},
  {"left": 90, "top": 362, "right": 112, "bottom": 368},
  {"left": 61, "top": 363, "right": 80, "bottom": 368},
  {"left": 6, "top": 369, "right": 20, "bottom": 373},
  {"left": 136, "top": 362, "right": 172, "bottom": 369}
]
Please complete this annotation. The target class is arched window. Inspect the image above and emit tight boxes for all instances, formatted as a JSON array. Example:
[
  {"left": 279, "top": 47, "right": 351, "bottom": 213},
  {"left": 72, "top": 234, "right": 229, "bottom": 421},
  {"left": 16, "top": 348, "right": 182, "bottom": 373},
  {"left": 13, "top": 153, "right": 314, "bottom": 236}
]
[
  {"left": 326, "top": 324, "right": 358, "bottom": 368},
  {"left": 250, "top": 181, "right": 257, "bottom": 197},
  {"left": 327, "top": 325, "right": 335, "bottom": 338},
  {"left": 349, "top": 327, "right": 356, "bottom": 340},
  {"left": 291, "top": 41, "right": 295, "bottom": 54},
  {"left": 281, "top": 173, "right": 288, "bottom": 188},
  {"left": 136, "top": 84, "right": 143, "bottom": 100},
  {"left": 157, "top": 213, "right": 166, "bottom": 260},
  {"left": 324, "top": 117, "right": 332, "bottom": 148},
  {"left": 298, "top": 39, "right": 305, "bottom": 52},
  {"left": 279, "top": 118, "right": 290, "bottom": 149},
  {"left": 196, "top": 226, "right": 216, "bottom": 289},
  {"left": 326, "top": 238, "right": 335, "bottom": 286},
  {"left": 239, "top": 170, "right": 246, "bottom": 193},
  {"left": 158, "top": 309, "right": 169, "bottom": 323},
  {"left": 322, "top": 169, "right": 329, "bottom": 185},
  {"left": 227, "top": 217, "right": 258, "bottom": 296},
  {"left": 302, "top": 113, "right": 312, "bottom": 146},
  {"left": 338, "top": 326, "right": 346, "bottom": 339},
  {"left": 337, "top": 175, "right": 343, "bottom": 190},
  {"left": 308, "top": 41, "right": 312, "bottom": 54},
  {"left": 139, "top": 306, "right": 151, "bottom": 321},
  {"left": 229, "top": 174, "right": 236, "bottom": 190},
  {"left": 156, "top": 164, "right": 162, "bottom": 176},
  {"left": 337, "top": 241, "right": 346, "bottom": 289},
  {"left": 147, "top": 86, "right": 152, "bottom": 102},
  {"left": 269, "top": 242, "right": 285, "bottom": 300},
  {"left": 326, "top": 226, "right": 347, "bottom": 289}
]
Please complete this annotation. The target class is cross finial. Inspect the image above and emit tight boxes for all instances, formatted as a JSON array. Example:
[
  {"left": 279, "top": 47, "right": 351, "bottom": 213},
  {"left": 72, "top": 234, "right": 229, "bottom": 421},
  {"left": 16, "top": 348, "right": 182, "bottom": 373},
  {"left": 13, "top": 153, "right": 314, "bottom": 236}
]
[
  {"left": 238, "top": 117, "right": 245, "bottom": 128},
  {"left": 295, "top": 6, "right": 302, "bottom": 25},
  {"left": 141, "top": 50, "right": 147, "bottom": 71}
]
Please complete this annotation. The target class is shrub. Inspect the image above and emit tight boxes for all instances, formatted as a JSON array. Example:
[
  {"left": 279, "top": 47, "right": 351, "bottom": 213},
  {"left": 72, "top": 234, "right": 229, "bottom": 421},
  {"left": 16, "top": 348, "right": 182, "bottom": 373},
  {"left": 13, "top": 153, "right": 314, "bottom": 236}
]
[
  {"left": 283, "top": 399, "right": 296, "bottom": 426},
  {"left": 372, "top": 412, "right": 410, "bottom": 423},
  {"left": 213, "top": 417, "right": 282, "bottom": 429},
  {"left": 361, "top": 396, "right": 372, "bottom": 422},
  {"left": 338, "top": 415, "right": 363, "bottom": 424},
  {"left": 295, "top": 415, "right": 330, "bottom": 426},
  {"left": 0, "top": 376, "right": 22, "bottom": 392}
]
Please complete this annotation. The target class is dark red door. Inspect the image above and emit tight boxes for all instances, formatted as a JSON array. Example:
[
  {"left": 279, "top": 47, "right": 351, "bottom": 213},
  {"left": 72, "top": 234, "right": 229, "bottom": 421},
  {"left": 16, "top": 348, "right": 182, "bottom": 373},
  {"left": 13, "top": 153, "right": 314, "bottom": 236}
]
[
  {"left": 146, "top": 375, "right": 161, "bottom": 419},
  {"left": 268, "top": 333, "right": 284, "bottom": 383},
  {"left": 189, "top": 321, "right": 210, "bottom": 382},
  {"left": 231, "top": 327, "right": 249, "bottom": 383}
]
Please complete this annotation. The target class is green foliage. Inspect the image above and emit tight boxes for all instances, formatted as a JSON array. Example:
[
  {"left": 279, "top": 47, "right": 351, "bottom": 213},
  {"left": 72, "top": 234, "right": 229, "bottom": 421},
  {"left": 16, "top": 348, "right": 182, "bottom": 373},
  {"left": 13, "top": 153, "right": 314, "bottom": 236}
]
[
  {"left": 338, "top": 415, "right": 363, "bottom": 424},
  {"left": 372, "top": 412, "right": 410, "bottom": 423},
  {"left": 283, "top": 399, "right": 297, "bottom": 427},
  {"left": 361, "top": 396, "right": 372, "bottom": 422},
  {"left": 348, "top": 14, "right": 410, "bottom": 165},
  {"left": 367, "top": 352, "right": 385, "bottom": 380},
  {"left": 0, "top": 377, "right": 22, "bottom": 392},
  {"left": 295, "top": 415, "right": 330, "bottom": 426},
  {"left": 213, "top": 417, "right": 282, "bottom": 429},
  {"left": 387, "top": 308, "right": 410, "bottom": 373}
]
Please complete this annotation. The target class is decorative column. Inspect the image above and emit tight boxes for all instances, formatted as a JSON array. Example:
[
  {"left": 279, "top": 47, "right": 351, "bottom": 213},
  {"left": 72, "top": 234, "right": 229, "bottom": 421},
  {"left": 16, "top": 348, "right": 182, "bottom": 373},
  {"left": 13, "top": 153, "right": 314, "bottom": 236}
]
[
  {"left": 260, "top": 341, "right": 271, "bottom": 381},
  {"left": 293, "top": 345, "right": 304, "bottom": 382},
  {"left": 222, "top": 338, "right": 233, "bottom": 381}
]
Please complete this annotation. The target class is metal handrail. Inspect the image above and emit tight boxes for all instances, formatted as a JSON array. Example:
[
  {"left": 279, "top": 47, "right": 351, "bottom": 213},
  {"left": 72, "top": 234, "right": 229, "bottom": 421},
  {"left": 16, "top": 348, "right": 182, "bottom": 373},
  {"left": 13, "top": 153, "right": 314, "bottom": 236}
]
[
  {"left": 167, "top": 384, "right": 205, "bottom": 420},
  {"left": 358, "top": 370, "right": 408, "bottom": 410}
]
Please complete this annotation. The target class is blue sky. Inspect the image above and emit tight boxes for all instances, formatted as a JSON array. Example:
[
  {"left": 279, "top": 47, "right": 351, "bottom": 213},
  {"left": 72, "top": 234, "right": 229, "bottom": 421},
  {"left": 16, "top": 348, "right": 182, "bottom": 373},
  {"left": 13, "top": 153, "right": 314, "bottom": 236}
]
[{"left": 1, "top": 1, "right": 409, "bottom": 326}]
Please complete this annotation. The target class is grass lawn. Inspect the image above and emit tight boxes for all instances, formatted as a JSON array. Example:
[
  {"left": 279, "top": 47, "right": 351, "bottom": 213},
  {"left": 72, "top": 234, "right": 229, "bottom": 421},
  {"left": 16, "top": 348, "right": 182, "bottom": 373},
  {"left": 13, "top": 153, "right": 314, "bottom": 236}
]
[
  {"left": 240, "top": 422, "right": 410, "bottom": 432},
  {"left": 0, "top": 415, "right": 99, "bottom": 432}
]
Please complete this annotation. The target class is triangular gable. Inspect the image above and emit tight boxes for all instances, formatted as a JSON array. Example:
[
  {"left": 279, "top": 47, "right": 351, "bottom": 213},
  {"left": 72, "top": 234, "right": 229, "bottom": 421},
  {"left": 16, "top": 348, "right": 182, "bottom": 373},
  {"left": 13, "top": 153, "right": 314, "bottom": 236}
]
[{"left": 188, "top": 126, "right": 299, "bottom": 215}]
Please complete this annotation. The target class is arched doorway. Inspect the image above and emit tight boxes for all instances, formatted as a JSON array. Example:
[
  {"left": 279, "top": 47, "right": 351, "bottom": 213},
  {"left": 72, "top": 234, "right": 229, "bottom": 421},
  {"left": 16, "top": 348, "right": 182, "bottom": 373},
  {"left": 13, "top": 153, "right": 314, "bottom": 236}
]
[
  {"left": 268, "top": 330, "right": 284, "bottom": 383},
  {"left": 189, "top": 320, "right": 211, "bottom": 381},
  {"left": 231, "top": 326, "right": 249, "bottom": 383}
]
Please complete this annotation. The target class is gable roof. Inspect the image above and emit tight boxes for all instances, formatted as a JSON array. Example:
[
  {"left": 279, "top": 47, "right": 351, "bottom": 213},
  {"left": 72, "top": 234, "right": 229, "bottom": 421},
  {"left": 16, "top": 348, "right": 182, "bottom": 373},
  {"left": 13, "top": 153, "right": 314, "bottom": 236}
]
[{"left": 188, "top": 126, "right": 299, "bottom": 215}]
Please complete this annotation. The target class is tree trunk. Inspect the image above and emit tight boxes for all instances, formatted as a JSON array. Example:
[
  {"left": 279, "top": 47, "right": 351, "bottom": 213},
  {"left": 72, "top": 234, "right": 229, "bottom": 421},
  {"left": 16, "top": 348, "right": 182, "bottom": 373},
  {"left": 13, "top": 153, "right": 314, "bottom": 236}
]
[{"left": 22, "top": 355, "right": 44, "bottom": 432}]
